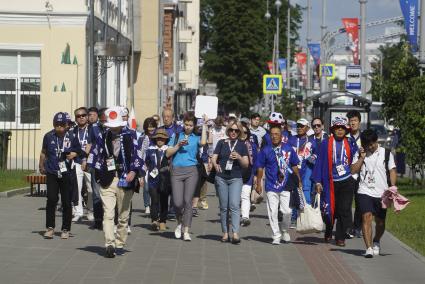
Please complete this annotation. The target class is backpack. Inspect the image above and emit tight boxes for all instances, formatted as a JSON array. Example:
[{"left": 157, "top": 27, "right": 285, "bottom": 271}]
[{"left": 384, "top": 148, "right": 391, "bottom": 187}]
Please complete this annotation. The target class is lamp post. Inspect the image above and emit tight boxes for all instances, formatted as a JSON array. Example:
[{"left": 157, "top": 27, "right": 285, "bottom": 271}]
[
  {"left": 286, "top": 0, "right": 291, "bottom": 98},
  {"left": 306, "top": 0, "right": 311, "bottom": 98},
  {"left": 265, "top": 1, "right": 271, "bottom": 113},
  {"left": 320, "top": 0, "right": 327, "bottom": 94},
  {"left": 273, "top": 0, "right": 282, "bottom": 113},
  {"left": 360, "top": 0, "right": 367, "bottom": 97}
]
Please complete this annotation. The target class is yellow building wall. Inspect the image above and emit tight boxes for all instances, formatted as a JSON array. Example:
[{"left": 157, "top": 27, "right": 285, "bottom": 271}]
[
  {"left": 133, "top": 0, "right": 160, "bottom": 125},
  {"left": 0, "top": 24, "right": 87, "bottom": 170}
]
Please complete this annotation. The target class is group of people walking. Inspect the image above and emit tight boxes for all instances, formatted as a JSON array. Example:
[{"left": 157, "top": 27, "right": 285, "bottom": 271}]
[{"left": 39, "top": 105, "right": 397, "bottom": 259}]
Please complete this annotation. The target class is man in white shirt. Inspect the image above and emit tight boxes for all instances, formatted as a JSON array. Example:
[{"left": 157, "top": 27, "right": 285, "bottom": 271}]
[
  {"left": 351, "top": 129, "right": 397, "bottom": 258},
  {"left": 249, "top": 113, "right": 266, "bottom": 147}
]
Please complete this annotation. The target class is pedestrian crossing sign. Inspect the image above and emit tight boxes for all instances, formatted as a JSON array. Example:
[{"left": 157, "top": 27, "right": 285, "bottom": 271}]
[
  {"left": 319, "top": 64, "right": 336, "bottom": 80},
  {"left": 263, "top": 75, "right": 283, "bottom": 95}
]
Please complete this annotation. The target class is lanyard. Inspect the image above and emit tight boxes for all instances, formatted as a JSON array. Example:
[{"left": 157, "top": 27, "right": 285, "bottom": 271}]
[
  {"left": 56, "top": 135, "right": 65, "bottom": 159},
  {"left": 119, "top": 134, "right": 127, "bottom": 173},
  {"left": 228, "top": 140, "right": 238, "bottom": 152},
  {"left": 296, "top": 137, "right": 308, "bottom": 157},
  {"left": 153, "top": 146, "right": 166, "bottom": 167},
  {"left": 332, "top": 139, "right": 345, "bottom": 165},
  {"left": 78, "top": 126, "right": 88, "bottom": 145}
]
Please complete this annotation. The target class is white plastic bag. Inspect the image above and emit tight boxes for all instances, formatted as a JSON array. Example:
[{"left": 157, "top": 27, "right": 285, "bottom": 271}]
[{"left": 296, "top": 193, "right": 324, "bottom": 234}]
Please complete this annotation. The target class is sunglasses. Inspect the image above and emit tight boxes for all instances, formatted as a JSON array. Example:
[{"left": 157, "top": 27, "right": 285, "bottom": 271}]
[
  {"left": 312, "top": 124, "right": 322, "bottom": 128},
  {"left": 76, "top": 114, "right": 87, "bottom": 118},
  {"left": 229, "top": 128, "right": 240, "bottom": 133},
  {"left": 296, "top": 124, "right": 307, "bottom": 128}
]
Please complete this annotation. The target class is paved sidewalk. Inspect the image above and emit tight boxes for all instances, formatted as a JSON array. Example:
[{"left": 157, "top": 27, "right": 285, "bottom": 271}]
[{"left": 0, "top": 185, "right": 424, "bottom": 284}]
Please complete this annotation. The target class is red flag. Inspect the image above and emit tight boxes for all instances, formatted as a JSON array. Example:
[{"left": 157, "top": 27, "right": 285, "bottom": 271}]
[
  {"left": 342, "top": 18, "right": 359, "bottom": 65},
  {"left": 295, "top": 52, "right": 307, "bottom": 70},
  {"left": 267, "top": 61, "right": 273, "bottom": 74},
  {"left": 129, "top": 107, "right": 137, "bottom": 130}
]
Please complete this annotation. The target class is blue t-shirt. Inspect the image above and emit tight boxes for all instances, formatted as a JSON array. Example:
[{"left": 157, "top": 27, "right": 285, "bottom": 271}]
[
  {"left": 331, "top": 138, "right": 358, "bottom": 181},
  {"left": 256, "top": 143, "right": 299, "bottom": 192},
  {"left": 42, "top": 130, "right": 79, "bottom": 175},
  {"left": 288, "top": 135, "right": 317, "bottom": 179},
  {"left": 214, "top": 139, "right": 249, "bottom": 180},
  {"left": 168, "top": 132, "right": 201, "bottom": 167}
]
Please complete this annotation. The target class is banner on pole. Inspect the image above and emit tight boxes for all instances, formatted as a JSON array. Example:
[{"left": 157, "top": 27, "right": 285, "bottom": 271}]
[
  {"left": 278, "top": 58, "right": 287, "bottom": 85},
  {"left": 399, "top": 0, "right": 418, "bottom": 51},
  {"left": 267, "top": 61, "right": 274, "bottom": 74},
  {"left": 342, "top": 18, "right": 359, "bottom": 65},
  {"left": 307, "top": 43, "right": 321, "bottom": 66}
]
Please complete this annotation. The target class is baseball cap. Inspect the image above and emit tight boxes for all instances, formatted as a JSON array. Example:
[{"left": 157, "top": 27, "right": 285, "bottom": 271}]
[
  {"left": 104, "top": 106, "right": 128, "bottom": 128},
  {"left": 296, "top": 118, "right": 309, "bottom": 126},
  {"left": 53, "top": 112, "right": 66, "bottom": 124},
  {"left": 152, "top": 129, "right": 169, "bottom": 140}
]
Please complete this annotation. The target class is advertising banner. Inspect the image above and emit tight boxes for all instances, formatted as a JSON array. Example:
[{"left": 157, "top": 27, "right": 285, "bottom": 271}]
[
  {"left": 308, "top": 43, "right": 321, "bottom": 66},
  {"left": 342, "top": 18, "right": 359, "bottom": 64},
  {"left": 399, "top": 0, "right": 418, "bottom": 50},
  {"left": 278, "top": 58, "right": 287, "bottom": 85}
]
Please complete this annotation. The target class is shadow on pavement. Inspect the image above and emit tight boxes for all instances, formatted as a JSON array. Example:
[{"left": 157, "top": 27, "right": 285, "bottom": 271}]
[
  {"left": 196, "top": 234, "right": 222, "bottom": 241},
  {"left": 77, "top": 246, "right": 105, "bottom": 256},
  {"left": 149, "top": 231, "right": 176, "bottom": 239},
  {"left": 206, "top": 219, "right": 221, "bottom": 223},
  {"left": 330, "top": 248, "right": 365, "bottom": 256},
  {"left": 293, "top": 236, "right": 323, "bottom": 245},
  {"left": 243, "top": 235, "right": 271, "bottom": 244},
  {"left": 249, "top": 214, "right": 269, "bottom": 220}
]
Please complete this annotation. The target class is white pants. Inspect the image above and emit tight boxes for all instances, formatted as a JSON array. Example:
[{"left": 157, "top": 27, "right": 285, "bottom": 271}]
[
  {"left": 241, "top": 184, "right": 252, "bottom": 219},
  {"left": 266, "top": 191, "right": 291, "bottom": 238},
  {"left": 73, "top": 163, "right": 93, "bottom": 216}
]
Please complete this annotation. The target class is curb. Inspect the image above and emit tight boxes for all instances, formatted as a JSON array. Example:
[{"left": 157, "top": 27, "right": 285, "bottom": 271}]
[
  {"left": 0, "top": 187, "right": 31, "bottom": 198},
  {"left": 385, "top": 230, "right": 425, "bottom": 264}
]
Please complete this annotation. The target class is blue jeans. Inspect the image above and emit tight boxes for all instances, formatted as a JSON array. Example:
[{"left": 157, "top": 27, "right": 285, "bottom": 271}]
[
  {"left": 215, "top": 176, "right": 243, "bottom": 234},
  {"left": 143, "top": 180, "right": 151, "bottom": 208}
]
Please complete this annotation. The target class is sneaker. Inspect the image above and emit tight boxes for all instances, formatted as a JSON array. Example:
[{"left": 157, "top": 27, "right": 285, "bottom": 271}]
[
  {"left": 364, "top": 247, "right": 374, "bottom": 258},
  {"left": 114, "top": 225, "right": 117, "bottom": 234},
  {"left": 183, "top": 232, "right": 191, "bottom": 241},
  {"left": 60, "top": 230, "right": 70, "bottom": 239},
  {"left": 345, "top": 232, "right": 354, "bottom": 239},
  {"left": 72, "top": 215, "right": 82, "bottom": 222},
  {"left": 192, "top": 208, "right": 199, "bottom": 217},
  {"left": 105, "top": 245, "right": 115, "bottom": 258},
  {"left": 250, "top": 204, "right": 256, "bottom": 212},
  {"left": 272, "top": 237, "right": 281, "bottom": 245},
  {"left": 86, "top": 212, "right": 95, "bottom": 221},
  {"left": 174, "top": 224, "right": 182, "bottom": 239},
  {"left": 145, "top": 206, "right": 150, "bottom": 214},
  {"left": 43, "top": 227, "right": 54, "bottom": 239},
  {"left": 115, "top": 247, "right": 125, "bottom": 256},
  {"left": 289, "top": 220, "right": 297, "bottom": 229},
  {"left": 199, "top": 200, "right": 209, "bottom": 210},
  {"left": 167, "top": 213, "right": 176, "bottom": 221},
  {"left": 240, "top": 218, "right": 251, "bottom": 227},
  {"left": 372, "top": 242, "right": 380, "bottom": 255},
  {"left": 282, "top": 231, "right": 291, "bottom": 243},
  {"left": 159, "top": 223, "right": 166, "bottom": 231},
  {"left": 127, "top": 226, "right": 132, "bottom": 235},
  {"left": 151, "top": 221, "right": 160, "bottom": 231}
]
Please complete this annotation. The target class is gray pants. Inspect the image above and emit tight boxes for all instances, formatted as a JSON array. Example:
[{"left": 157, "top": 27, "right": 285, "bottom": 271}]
[{"left": 171, "top": 166, "right": 199, "bottom": 227}]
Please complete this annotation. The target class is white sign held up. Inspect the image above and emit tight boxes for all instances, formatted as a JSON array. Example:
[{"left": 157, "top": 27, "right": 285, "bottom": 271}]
[{"left": 195, "top": 95, "right": 218, "bottom": 119}]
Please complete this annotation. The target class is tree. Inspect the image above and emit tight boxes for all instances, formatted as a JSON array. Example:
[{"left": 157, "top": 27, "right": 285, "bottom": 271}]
[{"left": 200, "top": 0, "right": 303, "bottom": 114}]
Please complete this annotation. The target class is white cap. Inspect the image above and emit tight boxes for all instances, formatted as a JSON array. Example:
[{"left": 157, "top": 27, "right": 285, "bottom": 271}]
[
  {"left": 104, "top": 106, "right": 128, "bottom": 128},
  {"left": 296, "top": 118, "right": 309, "bottom": 126}
]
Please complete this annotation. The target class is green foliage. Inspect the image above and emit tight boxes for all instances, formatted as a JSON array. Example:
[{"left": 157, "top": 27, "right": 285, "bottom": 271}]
[
  {"left": 201, "top": 0, "right": 303, "bottom": 115},
  {"left": 399, "top": 77, "right": 425, "bottom": 166},
  {"left": 0, "top": 170, "right": 32, "bottom": 192}
]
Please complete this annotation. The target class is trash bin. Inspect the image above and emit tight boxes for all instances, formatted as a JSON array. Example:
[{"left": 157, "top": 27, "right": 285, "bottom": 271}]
[{"left": 0, "top": 130, "right": 12, "bottom": 170}]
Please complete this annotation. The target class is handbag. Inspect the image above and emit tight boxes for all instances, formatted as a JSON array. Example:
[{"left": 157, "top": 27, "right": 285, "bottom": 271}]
[
  {"left": 250, "top": 184, "right": 264, "bottom": 204},
  {"left": 296, "top": 193, "right": 324, "bottom": 234}
]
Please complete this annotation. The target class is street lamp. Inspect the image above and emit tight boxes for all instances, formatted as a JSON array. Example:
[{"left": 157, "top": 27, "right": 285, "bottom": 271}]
[{"left": 271, "top": 0, "right": 282, "bottom": 112}]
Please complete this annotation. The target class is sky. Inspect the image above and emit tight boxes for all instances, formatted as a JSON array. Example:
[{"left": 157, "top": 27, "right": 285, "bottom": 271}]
[{"left": 289, "top": 0, "right": 404, "bottom": 47}]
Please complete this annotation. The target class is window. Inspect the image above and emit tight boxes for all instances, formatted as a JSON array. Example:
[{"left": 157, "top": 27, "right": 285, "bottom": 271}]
[{"left": 0, "top": 51, "right": 40, "bottom": 127}]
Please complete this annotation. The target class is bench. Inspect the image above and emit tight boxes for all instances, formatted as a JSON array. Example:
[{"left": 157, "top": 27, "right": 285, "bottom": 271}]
[{"left": 25, "top": 174, "right": 47, "bottom": 196}]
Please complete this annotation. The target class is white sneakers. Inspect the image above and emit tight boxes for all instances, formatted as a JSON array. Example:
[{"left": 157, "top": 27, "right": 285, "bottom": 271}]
[
  {"left": 365, "top": 243, "right": 381, "bottom": 258},
  {"left": 174, "top": 224, "right": 182, "bottom": 239},
  {"left": 373, "top": 242, "right": 380, "bottom": 255},
  {"left": 282, "top": 231, "right": 291, "bottom": 243},
  {"left": 127, "top": 226, "right": 132, "bottom": 235},
  {"left": 272, "top": 237, "right": 281, "bottom": 245},
  {"left": 145, "top": 206, "right": 151, "bottom": 214},
  {"left": 183, "top": 232, "right": 191, "bottom": 241},
  {"left": 364, "top": 247, "right": 374, "bottom": 258},
  {"left": 72, "top": 215, "right": 82, "bottom": 222},
  {"left": 86, "top": 212, "right": 95, "bottom": 221}
]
